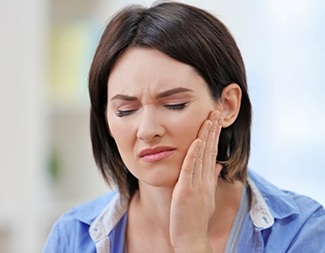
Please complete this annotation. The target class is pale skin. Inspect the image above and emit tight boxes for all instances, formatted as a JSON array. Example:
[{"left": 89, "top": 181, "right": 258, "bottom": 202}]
[{"left": 107, "top": 48, "right": 243, "bottom": 252}]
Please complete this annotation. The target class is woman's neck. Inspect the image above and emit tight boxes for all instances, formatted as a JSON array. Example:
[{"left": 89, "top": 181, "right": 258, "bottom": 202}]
[
  {"left": 131, "top": 183, "right": 174, "bottom": 235},
  {"left": 126, "top": 179, "right": 244, "bottom": 252}
]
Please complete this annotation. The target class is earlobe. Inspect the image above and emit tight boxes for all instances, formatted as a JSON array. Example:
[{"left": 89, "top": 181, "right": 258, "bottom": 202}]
[{"left": 220, "top": 83, "right": 242, "bottom": 128}]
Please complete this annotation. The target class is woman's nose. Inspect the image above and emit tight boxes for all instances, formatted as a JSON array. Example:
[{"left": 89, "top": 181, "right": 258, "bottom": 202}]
[{"left": 136, "top": 108, "right": 165, "bottom": 142}]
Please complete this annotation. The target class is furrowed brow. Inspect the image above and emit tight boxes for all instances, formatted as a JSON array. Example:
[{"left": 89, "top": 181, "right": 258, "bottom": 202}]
[
  {"left": 110, "top": 87, "right": 193, "bottom": 101},
  {"left": 156, "top": 87, "right": 194, "bottom": 98},
  {"left": 110, "top": 94, "right": 137, "bottom": 102}
]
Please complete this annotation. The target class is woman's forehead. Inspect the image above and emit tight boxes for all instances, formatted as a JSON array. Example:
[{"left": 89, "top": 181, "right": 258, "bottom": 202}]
[{"left": 107, "top": 48, "right": 206, "bottom": 97}]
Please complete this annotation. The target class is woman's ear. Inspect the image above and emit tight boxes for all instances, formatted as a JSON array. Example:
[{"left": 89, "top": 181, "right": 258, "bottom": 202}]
[{"left": 219, "top": 83, "right": 242, "bottom": 128}]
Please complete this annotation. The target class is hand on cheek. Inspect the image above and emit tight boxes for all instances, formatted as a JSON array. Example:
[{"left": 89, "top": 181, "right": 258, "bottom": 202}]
[{"left": 169, "top": 110, "right": 223, "bottom": 253}]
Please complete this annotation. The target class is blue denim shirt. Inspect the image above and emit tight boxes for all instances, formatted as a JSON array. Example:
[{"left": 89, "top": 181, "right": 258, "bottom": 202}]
[{"left": 43, "top": 171, "right": 325, "bottom": 253}]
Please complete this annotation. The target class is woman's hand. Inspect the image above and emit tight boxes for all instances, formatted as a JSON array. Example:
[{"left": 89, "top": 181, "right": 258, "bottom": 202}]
[{"left": 169, "top": 110, "right": 223, "bottom": 253}]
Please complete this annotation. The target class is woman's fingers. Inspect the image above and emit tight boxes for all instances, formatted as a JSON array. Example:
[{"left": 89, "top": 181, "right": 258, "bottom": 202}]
[
  {"left": 202, "top": 111, "right": 223, "bottom": 182},
  {"left": 193, "top": 110, "right": 223, "bottom": 184},
  {"left": 178, "top": 110, "right": 222, "bottom": 188},
  {"left": 193, "top": 120, "right": 212, "bottom": 185},
  {"left": 177, "top": 138, "right": 202, "bottom": 188}
]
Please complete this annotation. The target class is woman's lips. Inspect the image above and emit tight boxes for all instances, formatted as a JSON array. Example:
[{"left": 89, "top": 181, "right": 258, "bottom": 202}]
[{"left": 139, "top": 147, "right": 176, "bottom": 162}]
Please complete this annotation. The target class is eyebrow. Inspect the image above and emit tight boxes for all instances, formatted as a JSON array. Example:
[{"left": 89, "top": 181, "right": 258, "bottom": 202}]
[{"left": 110, "top": 87, "right": 194, "bottom": 101}]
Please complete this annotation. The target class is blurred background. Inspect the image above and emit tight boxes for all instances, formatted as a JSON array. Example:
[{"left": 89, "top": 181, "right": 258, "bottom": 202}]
[{"left": 0, "top": 0, "right": 324, "bottom": 252}]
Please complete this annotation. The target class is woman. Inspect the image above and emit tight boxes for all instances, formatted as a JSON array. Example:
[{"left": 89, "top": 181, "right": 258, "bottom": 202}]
[{"left": 44, "top": 2, "right": 325, "bottom": 252}]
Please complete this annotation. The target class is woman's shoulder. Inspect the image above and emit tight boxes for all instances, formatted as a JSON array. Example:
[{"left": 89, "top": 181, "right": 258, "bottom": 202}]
[
  {"left": 248, "top": 170, "right": 325, "bottom": 217},
  {"left": 247, "top": 170, "right": 325, "bottom": 252},
  {"left": 48, "top": 191, "right": 119, "bottom": 234},
  {"left": 43, "top": 191, "right": 120, "bottom": 252},
  {"left": 65, "top": 190, "right": 119, "bottom": 225}
]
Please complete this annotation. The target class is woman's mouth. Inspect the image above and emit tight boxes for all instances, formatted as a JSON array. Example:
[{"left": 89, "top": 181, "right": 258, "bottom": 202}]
[{"left": 139, "top": 147, "right": 176, "bottom": 162}]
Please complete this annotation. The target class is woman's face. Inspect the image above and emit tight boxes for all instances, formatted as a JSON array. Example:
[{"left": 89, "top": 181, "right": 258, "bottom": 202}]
[{"left": 107, "top": 48, "right": 219, "bottom": 187}]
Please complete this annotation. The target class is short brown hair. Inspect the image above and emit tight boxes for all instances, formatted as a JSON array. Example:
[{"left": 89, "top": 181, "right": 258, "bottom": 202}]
[{"left": 89, "top": 2, "right": 252, "bottom": 197}]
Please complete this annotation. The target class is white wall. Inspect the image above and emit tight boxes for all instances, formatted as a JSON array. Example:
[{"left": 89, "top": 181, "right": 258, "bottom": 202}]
[{"left": 0, "top": 0, "right": 50, "bottom": 252}]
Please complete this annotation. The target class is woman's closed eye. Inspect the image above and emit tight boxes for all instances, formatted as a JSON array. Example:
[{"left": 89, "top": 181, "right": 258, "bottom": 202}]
[
  {"left": 115, "top": 102, "right": 188, "bottom": 117},
  {"left": 115, "top": 109, "right": 137, "bottom": 117},
  {"left": 164, "top": 102, "right": 187, "bottom": 111}
]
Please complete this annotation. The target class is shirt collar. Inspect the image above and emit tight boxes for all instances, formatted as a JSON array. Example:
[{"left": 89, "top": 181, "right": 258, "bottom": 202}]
[
  {"left": 69, "top": 191, "right": 119, "bottom": 225},
  {"left": 247, "top": 170, "right": 300, "bottom": 229},
  {"left": 89, "top": 192, "right": 128, "bottom": 242}
]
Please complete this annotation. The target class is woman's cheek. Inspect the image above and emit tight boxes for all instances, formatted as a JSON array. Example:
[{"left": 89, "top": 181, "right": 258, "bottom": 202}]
[
  {"left": 177, "top": 109, "right": 208, "bottom": 135},
  {"left": 107, "top": 116, "right": 128, "bottom": 143},
  {"left": 174, "top": 112, "right": 206, "bottom": 149}
]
